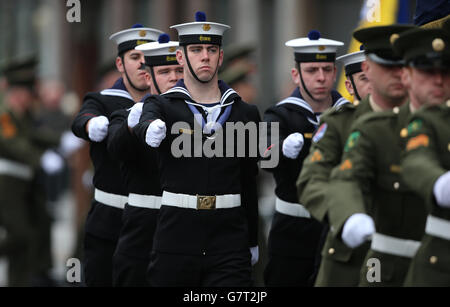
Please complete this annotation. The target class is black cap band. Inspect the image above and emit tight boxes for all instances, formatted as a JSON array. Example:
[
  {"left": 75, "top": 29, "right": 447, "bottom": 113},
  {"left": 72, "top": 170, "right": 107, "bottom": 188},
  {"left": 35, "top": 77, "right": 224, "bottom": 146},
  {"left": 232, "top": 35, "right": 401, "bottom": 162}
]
[
  {"left": 179, "top": 34, "right": 222, "bottom": 46},
  {"left": 145, "top": 55, "right": 179, "bottom": 67},
  {"left": 118, "top": 39, "right": 153, "bottom": 55},
  {"left": 295, "top": 53, "right": 336, "bottom": 63},
  {"left": 409, "top": 55, "right": 450, "bottom": 70},
  {"left": 345, "top": 62, "right": 363, "bottom": 76}
]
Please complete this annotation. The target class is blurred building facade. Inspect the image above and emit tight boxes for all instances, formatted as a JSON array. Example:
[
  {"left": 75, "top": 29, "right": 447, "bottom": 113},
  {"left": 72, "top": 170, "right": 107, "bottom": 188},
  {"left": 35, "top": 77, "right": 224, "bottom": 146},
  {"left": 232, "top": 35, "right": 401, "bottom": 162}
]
[{"left": 0, "top": 0, "right": 419, "bottom": 111}]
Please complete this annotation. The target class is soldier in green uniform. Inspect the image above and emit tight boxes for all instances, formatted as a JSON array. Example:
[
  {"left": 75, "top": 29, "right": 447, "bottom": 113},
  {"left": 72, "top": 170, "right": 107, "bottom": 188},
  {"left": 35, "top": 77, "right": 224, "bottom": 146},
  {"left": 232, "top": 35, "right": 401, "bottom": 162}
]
[
  {"left": 297, "top": 25, "right": 413, "bottom": 286},
  {"left": 396, "top": 25, "right": 450, "bottom": 286},
  {"left": 0, "top": 58, "right": 63, "bottom": 286},
  {"left": 322, "top": 24, "right": 441, "bottom": 287}
]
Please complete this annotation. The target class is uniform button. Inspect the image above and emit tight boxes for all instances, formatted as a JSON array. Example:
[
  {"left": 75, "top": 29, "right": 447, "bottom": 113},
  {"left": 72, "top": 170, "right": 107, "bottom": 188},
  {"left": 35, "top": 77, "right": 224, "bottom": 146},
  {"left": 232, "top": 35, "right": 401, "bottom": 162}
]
[
  {"left": 400, "top": 128, "right": 408, "bottom": 138},
  {"left": 328, "top": 248, "right": 335, "bottom": 255},
  {"left": 393, "top": 107, "right": 400, "bottom": 114},
  {"left": 202, "top": 251, "right": 206, "bottom": 256},
  {"left": 393, "top": 182, "right": 400, "bottom": 190},
  {"left": 448, "top": 143, "right": 450, "bottom": 152},
  {"left": 430, "top": 256, "right": 438, "bottom": 264},
  {"left": 353, "top": 100, "right": 360, "bottom": 106},
  {"left": 446, "top": 99, "right": 450, "bottom": 107}
]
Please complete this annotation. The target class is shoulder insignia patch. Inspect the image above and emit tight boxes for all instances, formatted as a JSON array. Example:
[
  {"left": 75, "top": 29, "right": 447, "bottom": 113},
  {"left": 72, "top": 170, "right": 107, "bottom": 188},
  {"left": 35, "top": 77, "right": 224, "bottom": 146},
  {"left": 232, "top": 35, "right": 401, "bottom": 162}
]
[
  {"left": 340, "top": 159, "right": 353, "bottom": 171},
  {"left": 344, "top": 131, "right": 360, "bottom": 152},
  {"left": 0, "top": 113, "right": 17, "bottom": 138},
  {"left": 310, "top": 149, "right": 323, "bottom": 162},
  {"left": 407, "top": 119, "right": 422, "bottom": 136},
  {"left": 406, "top": 134, "right": 429, "bottom": 151},
  {"left": 312, "top": 123, "right": 328, "bottom": 143}
]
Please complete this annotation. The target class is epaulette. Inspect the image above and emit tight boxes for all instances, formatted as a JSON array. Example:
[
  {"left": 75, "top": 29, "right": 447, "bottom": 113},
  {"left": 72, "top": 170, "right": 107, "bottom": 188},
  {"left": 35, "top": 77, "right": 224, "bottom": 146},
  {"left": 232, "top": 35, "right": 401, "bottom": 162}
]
[
  {"left": 320, "top": 102, "right": 357, "bottom": 124},
  {"left": 410, "top": 101, "right": 450, "bottom": 123},
  {"left": 353, "top": 109, "right": 398, "bottom": 129},
  {"left": 324, "top": 101, "right": 357, "bottom": 117}
]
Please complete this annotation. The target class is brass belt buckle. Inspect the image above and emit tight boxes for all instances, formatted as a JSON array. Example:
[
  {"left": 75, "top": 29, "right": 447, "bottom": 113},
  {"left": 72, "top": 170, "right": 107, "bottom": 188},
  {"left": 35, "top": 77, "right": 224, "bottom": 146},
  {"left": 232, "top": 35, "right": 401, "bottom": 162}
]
[{"left": 197, "top": 195, "right": 216, "bottom": 210}]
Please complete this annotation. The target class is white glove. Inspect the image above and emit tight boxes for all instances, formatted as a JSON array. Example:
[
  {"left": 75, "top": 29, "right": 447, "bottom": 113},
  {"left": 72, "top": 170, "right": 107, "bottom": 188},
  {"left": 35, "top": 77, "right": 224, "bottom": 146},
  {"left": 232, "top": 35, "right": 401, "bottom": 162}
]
[
  {"left": 127, "top": 102, "right": 144, "bottom": 129},
  {"left": 342, "top": 213, "right": 375, "bottom": 248},
  {"left": 282, "top": 133, "right": 304, "bottom": 159},
  {"left": 88, "top": 116, "right": 109, "bottom": 142},
  {"left": 59, "top": 131, "right": 84, "bottom": 157},
  {"left": 145, "top": 119, "right": 166, "bottom": 148},
  {"left": 250, "top": 246, "right": 259, "bottom": 266},
  {"left": 40, "top": 150, "right": 64, "bottom": 175},
  {"left": 434, "top": 171, "right": 450, "bottom": 208}
]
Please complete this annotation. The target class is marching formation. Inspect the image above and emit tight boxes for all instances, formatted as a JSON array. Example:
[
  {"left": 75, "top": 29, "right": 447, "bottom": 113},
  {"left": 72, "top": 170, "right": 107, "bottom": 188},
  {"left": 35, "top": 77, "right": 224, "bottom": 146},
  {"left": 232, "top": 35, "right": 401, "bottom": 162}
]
[{"left": 0, "top": 11, "right": 449, "bottom": 287}]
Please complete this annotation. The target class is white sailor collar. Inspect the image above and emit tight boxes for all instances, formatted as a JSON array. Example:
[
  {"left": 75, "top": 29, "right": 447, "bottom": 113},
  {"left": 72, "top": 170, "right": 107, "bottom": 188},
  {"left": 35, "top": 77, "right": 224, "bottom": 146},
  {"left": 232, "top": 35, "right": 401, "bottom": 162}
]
[
  {"left": 100, "top": 78, "right": 135, "bottom": 101},
  {"left": 163, "top": 79, "right": 240, "bottom": 107},
  {"left": 276, "top": 88, "right": 350, "bottom": 126}
]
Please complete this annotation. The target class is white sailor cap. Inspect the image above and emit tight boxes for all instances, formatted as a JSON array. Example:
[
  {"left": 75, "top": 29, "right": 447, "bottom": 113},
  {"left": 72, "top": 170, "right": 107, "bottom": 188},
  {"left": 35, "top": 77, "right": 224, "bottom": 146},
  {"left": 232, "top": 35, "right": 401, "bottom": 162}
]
[
  {"left": 286, "top": 30, "right": 344, "bottom": 63},
  {"left": 170, "top": 11, "right": 230, "bottom": 46},
  {"left": 109, "top": 24, "right": 164, "bottom": 55},
  {"left": 336, "top": 46, "right": 366, "bottom": 76},
  {"left": 136, "top": 34, "right": 180, "bottom": 67}
]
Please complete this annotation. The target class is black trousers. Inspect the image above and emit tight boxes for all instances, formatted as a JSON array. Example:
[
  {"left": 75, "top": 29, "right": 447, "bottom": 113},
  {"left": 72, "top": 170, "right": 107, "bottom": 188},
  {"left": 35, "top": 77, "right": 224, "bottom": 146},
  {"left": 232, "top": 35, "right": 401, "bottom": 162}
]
[
  {"left": 83, "top": 232, "right": 118, "bottom": 287},
  {"left": 113, "top": 252, "right": 150, "bottom": 287},
  {"left": 147, "top": 250, "right": 253, "bottom": 287},
  {"left": 264, "top": 255, "right": 316, "bottom": 287},
  {"left": 264, "top": 212, "right": 326, "bottom": 287}
]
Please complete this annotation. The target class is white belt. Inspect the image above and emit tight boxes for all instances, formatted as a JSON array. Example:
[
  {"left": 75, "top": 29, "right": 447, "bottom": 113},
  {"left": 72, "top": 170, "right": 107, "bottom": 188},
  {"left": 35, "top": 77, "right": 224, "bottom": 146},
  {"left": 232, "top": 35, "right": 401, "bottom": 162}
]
[
  {"left": 95, "top": 189, "right": 128, "bottom": 209},
  {"left": 161, "top": 191, "right": 241, "bottom": 210},
  {"left": 0, "top": 158, "right": 33, "bottom": 180},
  {"left": 275, "top": 197, "right": 311, "bottom": 218},
  {"left": 425, "top": 215, "right": 450, "bottom": 241},
  {"left": 128, "top": 193, "right": 162, "bottom": 209},
  {"left": 371, "top": 232, "right": 421, "bottom": 258}
]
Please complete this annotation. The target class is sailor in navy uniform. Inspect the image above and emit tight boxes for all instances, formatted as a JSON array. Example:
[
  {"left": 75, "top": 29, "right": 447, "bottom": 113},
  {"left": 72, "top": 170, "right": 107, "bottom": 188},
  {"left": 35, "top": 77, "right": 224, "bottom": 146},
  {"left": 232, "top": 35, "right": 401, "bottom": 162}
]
[
  {"left": 71, "top": 24, "right": 162, "bottom": 287},
  {"left": 263, "top": 31, "right": 348, "bottom": 287},
  {"left": 134, "top": 12, "right": 261, "bottom": 287},
  {"left": 107, "top": 34, "right": 183, "bottom": 287}
]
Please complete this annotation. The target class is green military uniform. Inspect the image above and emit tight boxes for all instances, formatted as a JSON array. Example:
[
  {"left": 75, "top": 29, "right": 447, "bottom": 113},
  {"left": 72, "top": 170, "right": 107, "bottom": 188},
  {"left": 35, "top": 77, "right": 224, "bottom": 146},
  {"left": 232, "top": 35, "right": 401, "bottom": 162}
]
[
  {"left": 0, "top": 58, "right": 60, "bottom": 286},
  {"left": 327, "top": 102, "right": 428, "bottom": 287},
  {"left": 297, "top": 25, "right": 416, "bottom": 287},
  {"left": 393, "top": 23, "right": 450, "bottom": 286},
  {"left": 297, "top": 97, "right": 373, "bottom": 286},
  {"left": 0, "top": 105, "right": 56, "bottom": 286},
  {"left": 401, "top": 102, "right": 450, "bottom": 286}
]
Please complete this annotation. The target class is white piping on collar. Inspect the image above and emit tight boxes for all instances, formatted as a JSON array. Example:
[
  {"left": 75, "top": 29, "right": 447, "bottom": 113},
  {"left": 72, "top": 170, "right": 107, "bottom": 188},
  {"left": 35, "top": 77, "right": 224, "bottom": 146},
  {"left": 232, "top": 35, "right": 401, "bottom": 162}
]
[
  {"left": 334, "top": 97, "right": 350, "bottom": 108},
  {"left": 100, "top": 89, "right": 134, "bottom": 101},
  {"left": 277, "top": 97, "right": 314, "bottom": 114},
  {"left": 185, "top": 100, "right": 234, "bottom": 110},
  {"left": 164, "top": 86, "right": 238, "bottom": 106}
]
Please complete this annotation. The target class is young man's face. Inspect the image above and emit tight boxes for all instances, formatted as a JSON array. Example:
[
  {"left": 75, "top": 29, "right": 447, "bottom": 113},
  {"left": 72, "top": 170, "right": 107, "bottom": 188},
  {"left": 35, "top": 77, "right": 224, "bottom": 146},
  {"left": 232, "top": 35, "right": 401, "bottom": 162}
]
[
  {"left": 363, "top": 59, "right": 407, "bottom": 101},
  {"left": 6, "top": 86, "right": 33, "bottom": 113},
  {"left": 116, "top": 49, "right": 149, "bottom": 90},
  {"left": 402, "top": 66, "right": 450, "bottom": 107},
  {"left": 177, "top": 44, "right": 223, "bottom": 82},
  {"left": 345, "top": 70, "right": 372, "bottom": 100},
  {"left": 151, "top": 64, "right": 184, "bottom": 94},
  {"left": 293, "top": 62, "right": 337, "bottom": 101}
]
